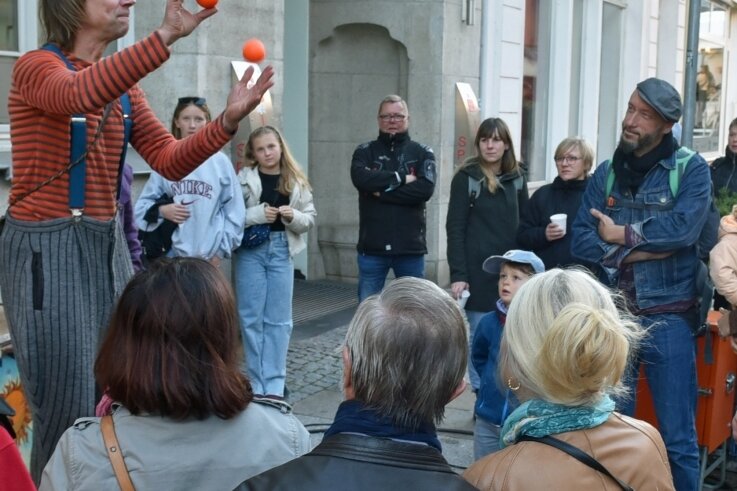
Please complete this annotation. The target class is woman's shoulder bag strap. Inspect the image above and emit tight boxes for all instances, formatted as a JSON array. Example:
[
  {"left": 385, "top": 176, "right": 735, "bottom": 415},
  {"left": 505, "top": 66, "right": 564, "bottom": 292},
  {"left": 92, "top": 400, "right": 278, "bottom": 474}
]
[
  {"left": 517, "top": 434, "right": 634, "bottom": 491},
  {"left": 100, "top": 414, "right": 136, "bottom": 491}
]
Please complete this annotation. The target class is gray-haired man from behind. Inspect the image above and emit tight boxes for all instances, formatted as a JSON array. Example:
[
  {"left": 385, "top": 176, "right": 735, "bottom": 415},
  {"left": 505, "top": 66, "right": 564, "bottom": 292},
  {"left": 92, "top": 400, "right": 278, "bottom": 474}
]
[{"left": 235, "top": 277, "right": 476, "bottom": 491}]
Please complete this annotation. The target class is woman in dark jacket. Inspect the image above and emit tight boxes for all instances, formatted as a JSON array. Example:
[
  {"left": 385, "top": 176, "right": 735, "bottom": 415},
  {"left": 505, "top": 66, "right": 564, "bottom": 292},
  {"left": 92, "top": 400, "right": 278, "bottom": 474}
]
[
  {"left": 709, "top": 117, "right": 737, "bottom": 310},
  {"left": 446, "top": 118, "right": 529, "bottom": 391},
  {"left": 711, "top": 117, "right": 737, "bottom": 195},
  {"left": 517, "top": 137, "right": 593, "bottom": 270}
]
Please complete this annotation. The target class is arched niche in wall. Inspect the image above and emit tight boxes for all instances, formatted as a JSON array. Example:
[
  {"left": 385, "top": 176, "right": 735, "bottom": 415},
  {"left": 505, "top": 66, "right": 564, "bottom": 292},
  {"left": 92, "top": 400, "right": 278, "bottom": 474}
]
[{"left": 309, "top": 23, "right": 409, "bottom": 281}]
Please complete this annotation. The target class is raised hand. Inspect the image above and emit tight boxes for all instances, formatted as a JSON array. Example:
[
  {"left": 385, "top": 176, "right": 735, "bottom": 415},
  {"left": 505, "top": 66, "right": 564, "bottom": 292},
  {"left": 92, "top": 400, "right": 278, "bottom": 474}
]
[
  {"left": 157, "top": 0, "right": 217, "bottom": 46},
  {"left": 222, "top": 66, "right": 276, "bottom": 133}
]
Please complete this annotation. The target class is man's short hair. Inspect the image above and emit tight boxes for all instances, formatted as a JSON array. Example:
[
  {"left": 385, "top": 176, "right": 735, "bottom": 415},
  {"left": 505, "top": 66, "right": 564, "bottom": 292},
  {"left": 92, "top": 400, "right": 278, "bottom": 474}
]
[
  {"left": 344, "top": 277, "right": 467, "bottom": 429},
  {"left": 377, "top": 94, "right": 408, "bottom": 116}
]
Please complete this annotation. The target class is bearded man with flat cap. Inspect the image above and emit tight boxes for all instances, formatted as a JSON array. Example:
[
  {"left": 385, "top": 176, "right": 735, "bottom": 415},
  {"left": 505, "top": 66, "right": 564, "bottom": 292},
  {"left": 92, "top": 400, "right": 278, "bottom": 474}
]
[{"left": 571, "top": 78, "right": 713, "bottom": 491}]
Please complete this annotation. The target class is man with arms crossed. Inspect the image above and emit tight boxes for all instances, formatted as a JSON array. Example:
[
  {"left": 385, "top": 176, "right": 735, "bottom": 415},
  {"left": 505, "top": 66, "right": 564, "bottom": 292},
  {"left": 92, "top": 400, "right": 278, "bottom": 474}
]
[
  {"left": 572, "top": 78, "right": 711, "bottom": 491},
  {"left": 350, "top": 95, "right": 436, "bottom": 301}
]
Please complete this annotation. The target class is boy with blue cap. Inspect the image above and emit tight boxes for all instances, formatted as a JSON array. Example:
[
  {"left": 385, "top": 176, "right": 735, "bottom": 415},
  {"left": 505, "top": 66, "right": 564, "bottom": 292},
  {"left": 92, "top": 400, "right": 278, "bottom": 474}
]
[{"left": 472, "top": 249, "right": 544, "bottom": 458}]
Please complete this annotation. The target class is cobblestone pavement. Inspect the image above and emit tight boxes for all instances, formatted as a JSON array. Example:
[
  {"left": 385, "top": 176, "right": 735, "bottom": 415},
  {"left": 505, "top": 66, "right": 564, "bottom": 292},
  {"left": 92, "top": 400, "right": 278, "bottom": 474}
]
[
  {"left": 283, "top": 280, "right": 737, "bottom": 482},
  {"left": 286, "top": 324, "right": 347, "bottom": 403}
]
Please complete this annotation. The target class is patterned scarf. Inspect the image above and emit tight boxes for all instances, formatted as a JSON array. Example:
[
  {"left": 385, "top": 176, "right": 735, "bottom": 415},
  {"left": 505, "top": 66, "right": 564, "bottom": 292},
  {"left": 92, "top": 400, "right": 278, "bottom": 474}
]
[{"left": 500, "top": 395, "right": 615, "bottom": 448}]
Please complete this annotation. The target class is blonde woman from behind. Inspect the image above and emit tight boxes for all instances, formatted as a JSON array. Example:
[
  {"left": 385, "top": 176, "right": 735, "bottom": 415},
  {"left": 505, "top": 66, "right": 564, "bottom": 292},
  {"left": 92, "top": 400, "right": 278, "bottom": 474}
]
[{"left": 464, "top": 268, "right": 674, "bottom": 491}]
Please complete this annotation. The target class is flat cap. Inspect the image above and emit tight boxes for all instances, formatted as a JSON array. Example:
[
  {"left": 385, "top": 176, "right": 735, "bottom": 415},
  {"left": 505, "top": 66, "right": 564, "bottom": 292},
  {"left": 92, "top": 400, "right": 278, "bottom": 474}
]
[{"left": 636, "top": 78, "right": 682, "bottom": 123}]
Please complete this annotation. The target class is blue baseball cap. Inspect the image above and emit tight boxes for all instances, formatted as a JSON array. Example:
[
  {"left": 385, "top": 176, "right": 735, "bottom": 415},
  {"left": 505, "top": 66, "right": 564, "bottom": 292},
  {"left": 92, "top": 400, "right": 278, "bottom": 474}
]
[{"left": 482, "top": 249, "right": 545, "bottom": 275}]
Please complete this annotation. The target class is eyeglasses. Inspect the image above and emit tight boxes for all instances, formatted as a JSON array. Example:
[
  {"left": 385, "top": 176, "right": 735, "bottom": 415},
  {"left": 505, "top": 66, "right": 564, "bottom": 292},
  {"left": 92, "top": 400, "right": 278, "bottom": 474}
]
[
  {"left": 378, "top": 114, "right": 406, "bottom": 122},
  {"left": 554, "top": 156, "right": 582, "bottom": 164},
  {"left": 177, "top": 97, "right": 207, "bottom": 107}
]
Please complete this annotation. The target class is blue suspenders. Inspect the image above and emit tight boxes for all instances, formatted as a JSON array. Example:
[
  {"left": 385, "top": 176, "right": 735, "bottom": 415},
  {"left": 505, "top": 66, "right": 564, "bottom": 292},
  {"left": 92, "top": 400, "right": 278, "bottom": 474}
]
[{"left": 40, "top": 43, "right": 133, "bottom": 213}]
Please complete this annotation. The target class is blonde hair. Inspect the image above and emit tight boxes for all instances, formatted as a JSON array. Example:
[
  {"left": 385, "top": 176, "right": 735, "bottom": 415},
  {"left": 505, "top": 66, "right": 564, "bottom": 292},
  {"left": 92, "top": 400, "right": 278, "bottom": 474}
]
[
  {"left": 246, "top": 126, "right": 312, "bottom": 195},
  {"left": 500, "top": 268, "right": 643, "bottom": 406},
  {"left": 377, "top": 94, "right": 408, "bottom": 117},
  {"left": 554, "top": 137, "right": 595, "bottom": 175}
]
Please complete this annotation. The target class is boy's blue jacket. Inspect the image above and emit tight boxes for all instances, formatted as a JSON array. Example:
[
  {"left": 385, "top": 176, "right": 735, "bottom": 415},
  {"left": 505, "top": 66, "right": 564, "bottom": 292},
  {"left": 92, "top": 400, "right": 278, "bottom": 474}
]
[{"left": 472, "top": 311, "right": 518, "bottom": 425}]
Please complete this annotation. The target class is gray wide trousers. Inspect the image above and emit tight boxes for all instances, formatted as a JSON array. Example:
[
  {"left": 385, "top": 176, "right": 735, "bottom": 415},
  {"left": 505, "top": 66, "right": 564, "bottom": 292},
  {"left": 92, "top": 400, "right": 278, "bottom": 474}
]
[{"left": 0, "top": 214, "right": 133, "bottom": 483}]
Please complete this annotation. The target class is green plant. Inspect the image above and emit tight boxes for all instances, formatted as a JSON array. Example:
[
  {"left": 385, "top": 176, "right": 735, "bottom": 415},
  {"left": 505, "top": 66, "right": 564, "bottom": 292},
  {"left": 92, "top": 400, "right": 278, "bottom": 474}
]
[{"left": 715, "top": 187, "right": 737, "bottom": 217}]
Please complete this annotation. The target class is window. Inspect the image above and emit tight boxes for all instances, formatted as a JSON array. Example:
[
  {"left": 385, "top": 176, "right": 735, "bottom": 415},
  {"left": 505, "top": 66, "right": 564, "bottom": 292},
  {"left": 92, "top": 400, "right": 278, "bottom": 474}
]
[
  {"left": 0, "top": 1, "right": 18, "bottom": 52},
  {"left": 693, "top": 0, "right": 728, "bottom": 154},
  {"left": 0, "top": 0, "right": 19, "bottom": 126},
  {"left": 0, "top": 1, "right": 37, "bottom": 130},
  {"left": 521, "top": 0, "right": 541, "bottom": 179}
]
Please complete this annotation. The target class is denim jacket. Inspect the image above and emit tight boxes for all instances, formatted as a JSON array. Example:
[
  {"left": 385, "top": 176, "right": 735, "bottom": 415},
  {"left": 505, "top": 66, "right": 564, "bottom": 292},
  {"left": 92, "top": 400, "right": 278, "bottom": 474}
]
[{"left": 571, "top": 149, "right": 711, "bottom": 309}]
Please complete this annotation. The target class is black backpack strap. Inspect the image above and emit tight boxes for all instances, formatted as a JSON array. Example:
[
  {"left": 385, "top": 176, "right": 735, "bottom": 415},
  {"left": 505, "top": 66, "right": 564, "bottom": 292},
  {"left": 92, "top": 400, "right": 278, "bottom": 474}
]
[
  {"left": 517, "top": 435, "right": 634, "bottom": 491},
  {"left": 468, "top": 175, "right": 484, "bottom": 208}
]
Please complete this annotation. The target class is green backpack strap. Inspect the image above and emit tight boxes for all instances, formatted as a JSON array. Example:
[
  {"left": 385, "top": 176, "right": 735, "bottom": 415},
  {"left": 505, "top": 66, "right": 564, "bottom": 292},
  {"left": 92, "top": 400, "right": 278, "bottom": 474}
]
[
  {"left": 671, "top": 147, "right": 695, "bottom": 197},
  {"left": 605, "top": 160, "right": 615, "bottom": 202},
  {"left": 604, "top": 147, "right": 696, "bottom": 204}
]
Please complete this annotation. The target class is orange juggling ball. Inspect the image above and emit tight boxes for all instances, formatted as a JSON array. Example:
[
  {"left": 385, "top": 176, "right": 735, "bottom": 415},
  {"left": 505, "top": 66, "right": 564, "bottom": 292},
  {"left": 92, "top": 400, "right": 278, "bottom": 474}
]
[
  {"left": 196, "top": 0, "right": 218, "bottom": 9},
  {"left": 242, "top": 38, "right": 266, "bottom": 63}
]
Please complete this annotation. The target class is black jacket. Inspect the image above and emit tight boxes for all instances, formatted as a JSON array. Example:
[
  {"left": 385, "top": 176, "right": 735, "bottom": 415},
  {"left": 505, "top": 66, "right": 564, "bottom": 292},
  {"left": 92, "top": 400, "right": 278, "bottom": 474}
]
[
  {"left": 351, "top": 131, "right": 436, "bottom": 255},
  {"left": 235, "top": 433, "right": 477, "bottom": 491},
  {"left": 446, "top": 161, "right": 529, "bottom": 312},
  {"left": 516, "top": 176, "right": 591, "bottom": 270},
  {"left": 711, "top": 146, "right": 737, "bottom": 194}
]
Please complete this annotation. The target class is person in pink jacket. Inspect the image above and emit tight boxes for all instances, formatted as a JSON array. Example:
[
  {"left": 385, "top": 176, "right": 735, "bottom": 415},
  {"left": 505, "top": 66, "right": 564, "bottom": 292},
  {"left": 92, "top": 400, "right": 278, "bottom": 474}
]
[
  {"left": 710, "top": 204, "right": 737, "bottom": 309},
  {"left": 708, "top": 205, "right": 737, "bottom": 440}
]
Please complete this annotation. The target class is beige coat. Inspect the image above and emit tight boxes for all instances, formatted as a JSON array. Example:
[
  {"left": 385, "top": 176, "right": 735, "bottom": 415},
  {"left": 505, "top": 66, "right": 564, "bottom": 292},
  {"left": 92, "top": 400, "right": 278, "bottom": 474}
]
[
  {"left": 463, "top": 412, "right": 674, "bottom": 491},
  {"left": 710, "top": 213, "right": 737, "bottom": 306},
  {"left": 239, "top": 166, "right": 316, "bottom": 257}
]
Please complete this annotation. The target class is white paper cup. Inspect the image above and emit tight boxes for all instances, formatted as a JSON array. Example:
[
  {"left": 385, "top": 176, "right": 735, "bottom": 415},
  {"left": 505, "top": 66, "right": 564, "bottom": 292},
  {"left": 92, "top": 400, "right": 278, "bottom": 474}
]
[
  {"left": 457, "top": 290, "right": 470, "bottom": 309},
  {"left": 550, "top": 213, "right": 567, "bottom": 232}
]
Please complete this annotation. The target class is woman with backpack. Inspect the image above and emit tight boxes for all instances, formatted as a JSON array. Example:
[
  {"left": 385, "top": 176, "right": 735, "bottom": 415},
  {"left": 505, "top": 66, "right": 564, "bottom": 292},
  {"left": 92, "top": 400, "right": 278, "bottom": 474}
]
[{"left": 446, "top": 117, "right": 529, "bottom": 393}]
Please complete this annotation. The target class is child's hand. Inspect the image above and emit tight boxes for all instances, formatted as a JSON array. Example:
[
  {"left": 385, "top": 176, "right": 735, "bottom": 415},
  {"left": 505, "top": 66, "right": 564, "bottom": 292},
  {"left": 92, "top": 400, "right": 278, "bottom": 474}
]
[{"left": 451, "top": 281, "right": 469, "bottom": 299}]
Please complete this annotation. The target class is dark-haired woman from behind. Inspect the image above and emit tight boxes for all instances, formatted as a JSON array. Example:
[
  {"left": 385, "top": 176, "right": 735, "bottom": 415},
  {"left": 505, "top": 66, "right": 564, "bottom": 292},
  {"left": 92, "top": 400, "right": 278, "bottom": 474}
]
[{"left": 40, "top": 258, "right": 310, "bottom": 490}]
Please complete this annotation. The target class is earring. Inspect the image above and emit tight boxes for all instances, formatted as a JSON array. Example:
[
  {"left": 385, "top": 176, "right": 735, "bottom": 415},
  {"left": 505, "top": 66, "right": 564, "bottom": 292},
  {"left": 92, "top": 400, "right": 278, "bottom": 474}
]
[{"left": 507, "top": 377, "right": 521, "bottom": 391}]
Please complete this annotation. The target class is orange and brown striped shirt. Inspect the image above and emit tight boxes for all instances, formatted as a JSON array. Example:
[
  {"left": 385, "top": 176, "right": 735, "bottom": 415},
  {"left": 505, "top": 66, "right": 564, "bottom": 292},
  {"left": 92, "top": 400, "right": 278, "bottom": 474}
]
[{"left": 8, "top": 32, "right": 235, "bottom": 221}]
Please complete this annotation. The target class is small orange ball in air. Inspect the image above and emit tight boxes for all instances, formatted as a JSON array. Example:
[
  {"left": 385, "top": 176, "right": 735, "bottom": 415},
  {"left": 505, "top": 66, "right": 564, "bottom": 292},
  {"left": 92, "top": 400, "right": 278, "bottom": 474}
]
[
  {"left": 196, "top": 0, "right": 218, "bottom": 8},
  {"left": 242, "top": 38, "right": 266, "bottom": 63}
]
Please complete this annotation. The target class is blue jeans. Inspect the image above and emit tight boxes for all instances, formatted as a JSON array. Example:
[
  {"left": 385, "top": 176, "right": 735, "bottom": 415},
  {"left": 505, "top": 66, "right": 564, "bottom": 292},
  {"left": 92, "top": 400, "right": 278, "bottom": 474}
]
[
  {"left": 357, "top": 253, "right": 424, "bottom": 302},
  {"left": 234, "top": 232, "right": 293, "bottom": 397},
  {"left": 474, "top": 417, "right": 502, "bottom": 460},
  {"left": 619, "top": 312, "right": 699, "bottom": 491},
  {"left": 466, "top": 310, "right": 487, "bottom": 391}
]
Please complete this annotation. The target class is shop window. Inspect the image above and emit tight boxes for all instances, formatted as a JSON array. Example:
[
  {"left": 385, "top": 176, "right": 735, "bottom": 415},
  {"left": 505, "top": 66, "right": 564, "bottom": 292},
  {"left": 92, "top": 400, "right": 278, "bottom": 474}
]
[
  {"left": 694, "top": 0, "right": 728, "bottom": 154},
  {"left": 0, "top": 0, "right": 19, "bottom": 125}
]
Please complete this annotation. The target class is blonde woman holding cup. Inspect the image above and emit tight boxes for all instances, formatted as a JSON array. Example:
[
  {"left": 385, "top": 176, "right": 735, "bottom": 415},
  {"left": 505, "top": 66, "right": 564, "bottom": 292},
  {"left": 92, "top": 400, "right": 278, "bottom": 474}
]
[{"left": 517, "top": 137, "right": 594, "bottom": 270}]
